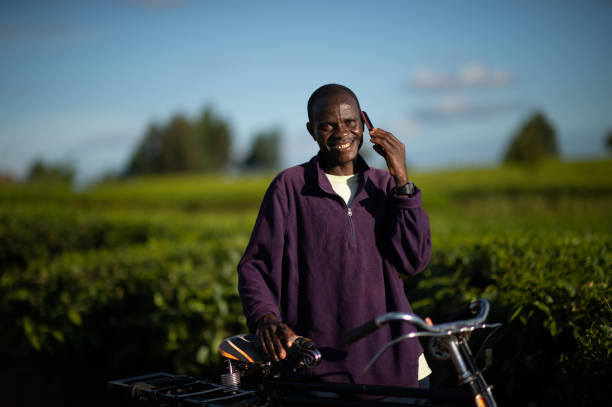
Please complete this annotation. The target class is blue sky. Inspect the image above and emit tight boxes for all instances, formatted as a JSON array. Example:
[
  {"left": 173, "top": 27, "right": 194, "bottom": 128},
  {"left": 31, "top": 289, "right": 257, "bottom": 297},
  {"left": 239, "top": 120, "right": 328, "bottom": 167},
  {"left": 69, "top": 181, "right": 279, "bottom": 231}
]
[{"left": 1, "top": 0, "right": 611, "bottom": 182}]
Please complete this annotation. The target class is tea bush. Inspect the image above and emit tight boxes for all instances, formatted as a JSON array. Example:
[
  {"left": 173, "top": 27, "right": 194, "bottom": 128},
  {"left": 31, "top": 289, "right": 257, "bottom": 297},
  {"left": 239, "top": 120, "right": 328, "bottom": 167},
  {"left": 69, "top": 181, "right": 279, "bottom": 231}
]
[
  {"left": 407, "top": 233, "right": 611, "bottom": 406},
  {"left": 0, "top": 238, "right": 248, "bottom": 376},
  {"left": 1, "top": 159, "right": 610, "bottom": 406},
  {"left": 0, "top": 204, "right": 255, "bottom": 269}
]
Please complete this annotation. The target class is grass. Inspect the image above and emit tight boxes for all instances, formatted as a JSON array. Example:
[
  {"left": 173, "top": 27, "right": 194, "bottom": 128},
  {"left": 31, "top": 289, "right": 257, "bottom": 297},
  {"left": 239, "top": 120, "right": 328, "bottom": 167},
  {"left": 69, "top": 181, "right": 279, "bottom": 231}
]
[{"left": 3, "top": 158, "right": 610, "bottom": 242}]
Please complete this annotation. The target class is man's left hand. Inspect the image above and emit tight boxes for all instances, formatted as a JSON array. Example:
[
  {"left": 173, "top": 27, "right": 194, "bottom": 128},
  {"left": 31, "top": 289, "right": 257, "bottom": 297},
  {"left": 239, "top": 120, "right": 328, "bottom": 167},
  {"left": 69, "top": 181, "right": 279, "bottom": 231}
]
[{"left": 368, "top": 128, "right": 408, "bottom": 187}]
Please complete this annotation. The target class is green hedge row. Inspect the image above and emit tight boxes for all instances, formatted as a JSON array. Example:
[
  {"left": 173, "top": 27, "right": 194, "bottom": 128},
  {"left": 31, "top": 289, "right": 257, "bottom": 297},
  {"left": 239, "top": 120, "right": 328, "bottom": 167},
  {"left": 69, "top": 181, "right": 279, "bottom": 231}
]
[
  {"left": 0, "top": 237, "right": 247, "bottom": 377},
  {"left": 0, "top": 174, "right": 272, "bottom": 211},
  {"left": 407, "top": 233, "right": 611, "bottom": 406},
  {"left": 0, "top": 205, "right": 254, "bottom": 269},
  {"left": 3, "top": 227, "right": 608, "bottom": 405},
  {"left": 1, "top": 204, "right": 610, "bottom": 405}
]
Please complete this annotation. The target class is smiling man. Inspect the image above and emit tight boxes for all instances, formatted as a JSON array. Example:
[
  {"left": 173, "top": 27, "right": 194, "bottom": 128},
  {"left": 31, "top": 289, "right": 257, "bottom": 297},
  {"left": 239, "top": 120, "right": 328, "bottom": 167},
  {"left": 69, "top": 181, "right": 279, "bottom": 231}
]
[{"left": 237, "top": 84, "right": 432, "bottom": 387}]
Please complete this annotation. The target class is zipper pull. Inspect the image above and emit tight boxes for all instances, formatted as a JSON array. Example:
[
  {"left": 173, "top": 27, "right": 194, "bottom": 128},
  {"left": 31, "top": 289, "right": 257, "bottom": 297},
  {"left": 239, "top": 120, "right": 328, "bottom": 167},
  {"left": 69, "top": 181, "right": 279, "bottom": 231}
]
[{"left": 347, "top": 208, "right": 352, "bottom": 217}]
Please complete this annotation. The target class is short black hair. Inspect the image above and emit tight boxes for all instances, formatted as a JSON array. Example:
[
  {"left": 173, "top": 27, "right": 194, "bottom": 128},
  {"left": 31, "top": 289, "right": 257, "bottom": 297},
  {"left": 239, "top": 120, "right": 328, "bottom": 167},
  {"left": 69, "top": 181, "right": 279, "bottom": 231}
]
[{"left": 307, "top": 84, "right": 361, "bottom": 122}]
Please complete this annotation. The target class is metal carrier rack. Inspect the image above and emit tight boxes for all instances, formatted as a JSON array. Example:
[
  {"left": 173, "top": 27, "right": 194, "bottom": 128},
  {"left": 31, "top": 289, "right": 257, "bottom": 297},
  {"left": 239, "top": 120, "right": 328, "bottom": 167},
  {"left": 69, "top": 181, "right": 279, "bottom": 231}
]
[
  {"left": 108, "top": 372, "right": 471, "bottom": 407},
  {"left": 107, "top": 372, "right": 257, "bottom": 406}
]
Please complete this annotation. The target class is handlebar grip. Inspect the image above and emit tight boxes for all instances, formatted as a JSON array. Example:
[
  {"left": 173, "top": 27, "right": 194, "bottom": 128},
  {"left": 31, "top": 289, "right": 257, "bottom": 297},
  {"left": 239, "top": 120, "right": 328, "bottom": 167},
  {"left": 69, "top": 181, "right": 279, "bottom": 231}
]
[
  {"left": 289, "top": 336, "right": 316, "bottom": 352},
  {"left": 343, "top": 319, "right": 379, "bottom": 344}
]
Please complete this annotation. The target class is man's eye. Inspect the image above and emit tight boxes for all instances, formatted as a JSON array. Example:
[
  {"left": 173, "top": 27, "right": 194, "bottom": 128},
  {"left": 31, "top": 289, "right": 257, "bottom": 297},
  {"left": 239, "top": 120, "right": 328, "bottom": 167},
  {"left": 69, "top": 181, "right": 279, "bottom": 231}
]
[
  {"left": 319, "top": 124, "right": 333, "bottom": 131},
  {"left": 346, "top": 120, "right": 357, "bottom": 128}
]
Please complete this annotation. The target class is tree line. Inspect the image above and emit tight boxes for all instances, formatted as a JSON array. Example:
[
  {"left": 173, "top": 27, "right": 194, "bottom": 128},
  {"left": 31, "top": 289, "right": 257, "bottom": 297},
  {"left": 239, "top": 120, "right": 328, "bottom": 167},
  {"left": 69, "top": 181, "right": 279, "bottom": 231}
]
[
  {"left": 22, "top": 108, "right": 612, "bottom": 185},
  {"left": 126, "top": 107, "right": 279, "bottom": 176}
]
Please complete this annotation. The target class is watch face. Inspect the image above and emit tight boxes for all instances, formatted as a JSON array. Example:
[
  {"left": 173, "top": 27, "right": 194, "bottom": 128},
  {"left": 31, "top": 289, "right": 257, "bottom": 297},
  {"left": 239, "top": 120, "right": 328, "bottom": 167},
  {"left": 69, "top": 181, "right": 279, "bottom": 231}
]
[{"left": 406, "top": 182, "right": 415, "bottom": 195}]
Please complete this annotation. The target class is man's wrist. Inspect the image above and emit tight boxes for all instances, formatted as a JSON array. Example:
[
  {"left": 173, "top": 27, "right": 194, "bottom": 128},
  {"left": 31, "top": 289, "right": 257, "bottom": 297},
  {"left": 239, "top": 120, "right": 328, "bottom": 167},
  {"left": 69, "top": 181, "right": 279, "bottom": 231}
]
[
  {"left": 393, "top": 182, "right": 416, "bottom": 196},
  {"left": 257, "top": 313, "right": 279, "bottom": 329},
  {"left": 393, "top": 172, "right": 408, "bottom": 187}
]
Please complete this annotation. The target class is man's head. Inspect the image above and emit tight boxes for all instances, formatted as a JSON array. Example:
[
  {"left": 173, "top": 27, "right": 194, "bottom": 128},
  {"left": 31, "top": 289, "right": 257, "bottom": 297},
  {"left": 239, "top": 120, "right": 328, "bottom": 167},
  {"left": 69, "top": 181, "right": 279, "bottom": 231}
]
[{"left": 306, "top": 84, "right": 364, "bottom": 175}]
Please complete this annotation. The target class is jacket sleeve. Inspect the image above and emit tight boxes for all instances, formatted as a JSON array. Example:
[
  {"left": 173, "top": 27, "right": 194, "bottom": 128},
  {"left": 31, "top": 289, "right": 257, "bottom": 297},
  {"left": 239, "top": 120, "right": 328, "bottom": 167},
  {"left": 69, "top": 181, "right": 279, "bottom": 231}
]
[
  {"left": 237, "top": 177, "right": 288, "bottom": 332},
  {"left": 386, "top": 186, "right": 432, "bottom": 276}
]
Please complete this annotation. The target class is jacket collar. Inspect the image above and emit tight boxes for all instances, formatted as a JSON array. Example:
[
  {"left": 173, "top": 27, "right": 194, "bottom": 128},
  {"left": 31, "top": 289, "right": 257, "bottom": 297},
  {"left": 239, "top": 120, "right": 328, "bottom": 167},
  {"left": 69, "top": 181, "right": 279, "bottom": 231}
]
[{"left": 310, "top": 153, "right": 371, "bottom": 195}]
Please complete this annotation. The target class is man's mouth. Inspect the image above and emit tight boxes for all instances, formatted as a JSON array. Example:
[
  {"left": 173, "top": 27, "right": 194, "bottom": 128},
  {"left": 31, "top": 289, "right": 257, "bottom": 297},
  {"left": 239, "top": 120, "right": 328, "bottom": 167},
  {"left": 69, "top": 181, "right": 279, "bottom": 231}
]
[{"left": 329, "top": 140, "right": 353, "bottom": 151}]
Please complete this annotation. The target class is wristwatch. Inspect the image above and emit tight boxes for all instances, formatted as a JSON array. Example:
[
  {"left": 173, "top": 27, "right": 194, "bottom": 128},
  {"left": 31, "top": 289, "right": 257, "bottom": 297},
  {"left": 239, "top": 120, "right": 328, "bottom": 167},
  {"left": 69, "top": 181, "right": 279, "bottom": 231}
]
[{"left": 393, "top": 182, "right": 416, "bottom": 196}]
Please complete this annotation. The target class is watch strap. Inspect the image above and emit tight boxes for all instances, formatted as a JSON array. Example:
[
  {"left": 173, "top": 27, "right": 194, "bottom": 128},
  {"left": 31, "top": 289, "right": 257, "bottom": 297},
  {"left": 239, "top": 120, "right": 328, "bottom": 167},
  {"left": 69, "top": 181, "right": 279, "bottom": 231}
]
[{"left": 393, "top": 182, "right": 416, "bottom": 196}]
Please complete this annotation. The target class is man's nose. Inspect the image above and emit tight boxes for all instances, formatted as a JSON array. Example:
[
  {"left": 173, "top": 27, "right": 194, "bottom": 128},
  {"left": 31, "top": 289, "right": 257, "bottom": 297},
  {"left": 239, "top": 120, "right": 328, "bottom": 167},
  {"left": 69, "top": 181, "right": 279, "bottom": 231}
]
[{"left": 335, "top": 122, "right": 350, "bottom": 137}]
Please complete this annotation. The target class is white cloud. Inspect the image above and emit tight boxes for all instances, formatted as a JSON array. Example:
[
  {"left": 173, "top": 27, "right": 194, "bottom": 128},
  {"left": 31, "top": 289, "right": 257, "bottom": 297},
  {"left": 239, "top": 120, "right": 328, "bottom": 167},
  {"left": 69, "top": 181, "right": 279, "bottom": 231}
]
[
  {"left": 437, "top": 95, "right": 469, "bottom": 115},
  {"left": 411, "top": 63, "right": 512, "bottom": 90},
  {"left": 414, "top": 94, "right": 525, "bottom": 122}
]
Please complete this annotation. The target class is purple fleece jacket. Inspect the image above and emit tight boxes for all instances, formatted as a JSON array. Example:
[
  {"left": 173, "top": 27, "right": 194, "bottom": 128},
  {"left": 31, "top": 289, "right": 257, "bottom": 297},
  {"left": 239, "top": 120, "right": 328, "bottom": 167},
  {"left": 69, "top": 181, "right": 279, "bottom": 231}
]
[{"left": 237, "top": 154, "right": 431, "bottom": 387}]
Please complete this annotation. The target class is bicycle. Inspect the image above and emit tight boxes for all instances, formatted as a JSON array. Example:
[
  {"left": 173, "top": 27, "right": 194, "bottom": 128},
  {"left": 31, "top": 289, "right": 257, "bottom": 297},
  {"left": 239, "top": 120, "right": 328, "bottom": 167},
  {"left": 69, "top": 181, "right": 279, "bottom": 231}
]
[{"left": 108, "top": 299, "right": 501, "bottom": 406}]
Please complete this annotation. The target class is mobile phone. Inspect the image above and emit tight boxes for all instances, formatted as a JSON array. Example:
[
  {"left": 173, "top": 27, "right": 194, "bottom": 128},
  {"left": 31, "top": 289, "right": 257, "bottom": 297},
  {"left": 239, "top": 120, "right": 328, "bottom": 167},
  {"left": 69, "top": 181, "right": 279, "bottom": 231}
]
[{"left": 361, "top": 111, "right": 373, "bottom": 131}]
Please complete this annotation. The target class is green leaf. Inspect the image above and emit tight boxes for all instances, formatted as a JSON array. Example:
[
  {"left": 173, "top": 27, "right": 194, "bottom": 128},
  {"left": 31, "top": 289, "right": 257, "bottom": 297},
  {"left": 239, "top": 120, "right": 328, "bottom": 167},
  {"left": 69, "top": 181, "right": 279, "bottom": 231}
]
[
  {"left": 187, "top": 300, "right": 206, "bottom": 313},
  {"left": 196, "top": 345, "right": 210, "bottom": 364},
  {"left": 556, "top": 279, "right": 576, "bottom": 296},
  {"left": 52, "top": 330, "right": 65, "bottom": 343},
  {"left": 68, "top": 309, "right": 82, "bottom": 325},
  {"left": 153, "top": 292, "right": 166, "bottom": 308},
  {"left": 533, "top": 301, "right": 551, "bottom": 316},
  {"left": 22, "top": 317, "right": 41, "bottom": 351},
  {"left": 510, "top": 305, "right": 523, "bottom": 322}
]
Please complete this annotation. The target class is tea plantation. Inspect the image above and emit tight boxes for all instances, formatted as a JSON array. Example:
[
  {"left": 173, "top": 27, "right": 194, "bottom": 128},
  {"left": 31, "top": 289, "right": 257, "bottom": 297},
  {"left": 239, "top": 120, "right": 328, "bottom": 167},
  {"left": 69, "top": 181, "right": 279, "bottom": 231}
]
[{"left": 1, "top": 159, "right": 610, "bottom": 406}]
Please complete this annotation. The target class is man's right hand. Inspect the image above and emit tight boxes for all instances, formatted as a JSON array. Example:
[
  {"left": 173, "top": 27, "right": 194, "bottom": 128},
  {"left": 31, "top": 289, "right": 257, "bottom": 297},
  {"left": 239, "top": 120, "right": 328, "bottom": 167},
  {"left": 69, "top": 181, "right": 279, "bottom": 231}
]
[{"left": 257, "top": 313, "right": 298, "bottom": 362}]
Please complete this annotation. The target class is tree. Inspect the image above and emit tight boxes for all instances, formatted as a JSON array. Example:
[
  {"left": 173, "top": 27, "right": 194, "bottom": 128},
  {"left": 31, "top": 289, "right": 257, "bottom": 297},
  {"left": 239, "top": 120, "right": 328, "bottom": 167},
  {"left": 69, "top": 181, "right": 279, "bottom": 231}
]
[
  {"left": 605, "top": 129, "right": 612, "bottom": 154},
  {"left": 195, "top": 108, "right": 232, "bottom": 171},
  {"left": 125, "top": 107, "right": 232, "bottom": 175},
  {"left": 159, "top": 115, "right": 201, "bottom": 172},
  {"left": 503, "top": 112, "right": 559, "bottom": 164},
  {"left": 126, "top": 124, "right": 163, "bottom": 175},
  {"left": 243, "top": 129, "right": 281, "bottom": 171},
  {"left": 26, "top": 159, "right": 75, "bottom": 186}
]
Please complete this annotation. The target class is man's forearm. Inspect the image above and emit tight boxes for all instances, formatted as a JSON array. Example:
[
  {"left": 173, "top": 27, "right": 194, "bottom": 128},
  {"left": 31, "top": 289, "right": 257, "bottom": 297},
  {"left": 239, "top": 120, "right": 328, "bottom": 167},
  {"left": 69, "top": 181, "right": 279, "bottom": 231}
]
[{"left": 386, "top": 192, "right": 432, "bottom": 275}]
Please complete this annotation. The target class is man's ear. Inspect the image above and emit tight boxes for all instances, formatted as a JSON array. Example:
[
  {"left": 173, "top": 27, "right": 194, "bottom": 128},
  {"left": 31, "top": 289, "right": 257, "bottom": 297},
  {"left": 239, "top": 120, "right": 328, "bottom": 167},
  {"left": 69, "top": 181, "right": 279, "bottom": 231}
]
[{"left": 306, "top": 122, "right": 315, "bottom": 140}]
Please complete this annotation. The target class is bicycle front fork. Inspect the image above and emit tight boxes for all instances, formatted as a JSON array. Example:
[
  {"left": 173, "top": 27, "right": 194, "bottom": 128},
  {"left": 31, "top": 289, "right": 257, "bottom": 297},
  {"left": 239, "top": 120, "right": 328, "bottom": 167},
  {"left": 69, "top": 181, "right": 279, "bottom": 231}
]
[{"left": 444, "top": 335, "right": 497, "bottom": 407}]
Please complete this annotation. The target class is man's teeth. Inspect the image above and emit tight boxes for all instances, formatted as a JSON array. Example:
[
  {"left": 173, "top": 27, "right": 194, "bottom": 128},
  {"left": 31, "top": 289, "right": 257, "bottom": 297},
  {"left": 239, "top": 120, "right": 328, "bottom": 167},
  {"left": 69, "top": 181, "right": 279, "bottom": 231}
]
[{"left": 332, "top": 142, "right": 351, "bottom": 150}]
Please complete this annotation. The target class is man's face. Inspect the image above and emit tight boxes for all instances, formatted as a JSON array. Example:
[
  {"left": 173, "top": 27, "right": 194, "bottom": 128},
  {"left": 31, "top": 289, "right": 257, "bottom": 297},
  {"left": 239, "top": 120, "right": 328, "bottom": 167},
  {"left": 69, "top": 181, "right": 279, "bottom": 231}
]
[{"left": 307, "top": 91, "right": 363, "bottom": 172}]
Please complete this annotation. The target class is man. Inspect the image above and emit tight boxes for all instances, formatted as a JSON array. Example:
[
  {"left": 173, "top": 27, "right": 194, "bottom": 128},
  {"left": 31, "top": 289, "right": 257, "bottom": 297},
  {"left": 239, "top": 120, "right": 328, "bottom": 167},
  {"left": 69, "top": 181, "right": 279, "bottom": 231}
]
[{"left": 237, "top": 84, "right": 431, "bottom": 387}]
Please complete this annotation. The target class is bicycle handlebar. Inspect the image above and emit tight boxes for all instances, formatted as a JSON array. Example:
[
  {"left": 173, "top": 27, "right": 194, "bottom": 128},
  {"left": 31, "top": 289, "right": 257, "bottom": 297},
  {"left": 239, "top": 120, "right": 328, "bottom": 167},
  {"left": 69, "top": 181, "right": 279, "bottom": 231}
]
[{"left": 344, "top": 299, "right": 491, "bottom": 344}]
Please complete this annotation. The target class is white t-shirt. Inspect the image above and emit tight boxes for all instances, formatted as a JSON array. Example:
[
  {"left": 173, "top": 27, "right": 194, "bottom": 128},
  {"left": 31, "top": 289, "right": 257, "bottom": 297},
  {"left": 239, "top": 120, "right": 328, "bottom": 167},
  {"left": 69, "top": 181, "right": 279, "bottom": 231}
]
[{"left": 325, "top": 173, "right": 360, "bottom": 206}]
